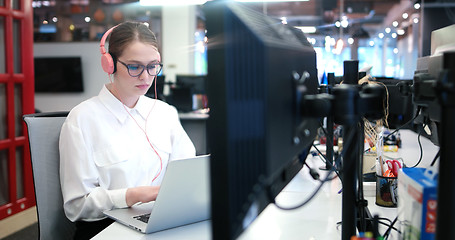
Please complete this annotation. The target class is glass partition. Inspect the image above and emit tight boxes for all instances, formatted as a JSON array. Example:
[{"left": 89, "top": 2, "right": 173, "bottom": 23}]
[
  {"left": 0, "top": 84, "right": 6, "bottom": 140},
  {"left": 14, "top": 84, "right": 22, "bottom": 137},
  {"left": 13, "top": 19, "right": 22, "bottom": 73},
  {"left": 16, "top": 147, "right": 24, "bottom": 199},
  {"left": 0, "top": 150, "right": 9, "bottom": 206},
  {"left": 0, "top": 16, "right": 5, "bottom": 74}
]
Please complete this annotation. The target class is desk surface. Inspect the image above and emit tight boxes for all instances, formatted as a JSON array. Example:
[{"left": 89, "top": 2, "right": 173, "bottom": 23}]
[
  {"left": 178, "top": 111, "right": 209, "bottom": 120},
  {"left": 92, "top": 130, "right": 439, "bottom": 240}
]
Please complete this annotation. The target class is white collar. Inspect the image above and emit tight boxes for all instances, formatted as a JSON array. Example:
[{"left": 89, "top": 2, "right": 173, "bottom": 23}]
[{"left": 98, "top": 85, "right": 152, "bottom": 124}]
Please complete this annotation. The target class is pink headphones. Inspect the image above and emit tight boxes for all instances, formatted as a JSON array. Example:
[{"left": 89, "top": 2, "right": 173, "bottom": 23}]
[{"left": 99, "top": 25, "right": 118, "bottom": 74}]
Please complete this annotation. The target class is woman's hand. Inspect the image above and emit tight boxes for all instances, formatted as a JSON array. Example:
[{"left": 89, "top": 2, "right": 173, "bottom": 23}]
[{"left": 126, "top": 186, "right": 160, "bottom": 207}]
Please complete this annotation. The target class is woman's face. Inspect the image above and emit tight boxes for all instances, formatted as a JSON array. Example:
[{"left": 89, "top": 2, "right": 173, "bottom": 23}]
[{"left": 113, "top": 40, "right": 161, "bottom": 105}]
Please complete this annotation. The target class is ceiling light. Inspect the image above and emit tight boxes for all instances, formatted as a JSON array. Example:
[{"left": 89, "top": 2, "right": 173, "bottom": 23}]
[
  {"left": 397, "top": 29, "right": 405, "bottom": 35},
  {"left": 392, "top": 21, "right": 398, "bottom": 27},
  {"left": 348, "top": 38, "right": 354, "bottom": 45},
  {"left": 402, "top": 13, "right": 408, "bottom": 19},
  {"left": 385, "top": 27, "right": 391, "bottom": 33},
  {"left": 307, "top": 37, "right": 316, "bottom": 45},
  {"left": 391, "top": 33, "right": 397, "bottom": 38},
  {"left": 393, "top": 48, "right": 398, "bottom": 54},
  {"left": 235, "top": 0, "right": 309, "bottom": 2},
  {"left": 369, "top": 40, "right": 374, "bottom": 47},
  {"left": 140, "top": 0, "right": 309, "bottom": 5},
  {"left": 341, "top": 16, "right": 349, "bottom": 28},
  {"left": 295, "top": 26, "right": 316, "bottom": 33},
  {"left": 334, "top": 39, "right": 344, "bottom": 55},
  {"left": 335, "top": 21, "right": 341, "bottom": 28},
  {"left": 378, "top": 33, "right": 384, "bottom": 38},
  {"left": 413, "top": 18, "right": 419, "bottom": 24},
  {"left": 140, "top": 0, "right": 207, "bottom": 6},
  {"left": 414, "top": 3, "right": 421, "bottom": 9},
  {"left": 280, "top": 17, "right": 287, "bottom": 25}
]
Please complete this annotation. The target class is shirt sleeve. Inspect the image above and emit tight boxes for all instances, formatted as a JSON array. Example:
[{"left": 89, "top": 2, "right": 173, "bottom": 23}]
[{"left": 59, "top": 120, "right": 128, "bottom": 222}]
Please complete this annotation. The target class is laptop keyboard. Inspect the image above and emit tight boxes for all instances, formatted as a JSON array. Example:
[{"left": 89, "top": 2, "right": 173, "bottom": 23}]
[{"left": 133, "top": 213, "right": 151, "bottom": 223}]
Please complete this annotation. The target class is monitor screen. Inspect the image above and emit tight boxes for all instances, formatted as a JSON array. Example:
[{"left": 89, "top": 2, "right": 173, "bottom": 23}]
[
  {"left": 146, "top": 75, "right": 165, "bottom": 100},
  {"left": 205, "top": 2, "right": 319, "bottom": 239},
  {"left": 374, "top": 77, "right": 415, "bottom": 129},
  {"left": 34, "top": 57, "right": 84, "bottom": 93},
  {"left": 176, "top": 74, "right": 207, "bottom": 94}
]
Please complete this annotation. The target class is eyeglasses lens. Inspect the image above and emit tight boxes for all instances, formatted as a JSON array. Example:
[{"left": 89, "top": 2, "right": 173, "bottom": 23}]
[{"left": 128, "top": 64, "right": 162, "bottom": 77}]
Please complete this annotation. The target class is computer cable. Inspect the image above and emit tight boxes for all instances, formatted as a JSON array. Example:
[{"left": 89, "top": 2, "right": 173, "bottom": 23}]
[
  {"left": 312, "top": 143, "right": 342, "bottom": 183},
  {"left": 385, "top": 106, "right": 421, "bottom": 139},
  {"left": 409, "top": 129, "right": 423, "bottom": 168},
  {"left": 363, "top": 106, "right": 422, "bottom": 154},
  {"left": 430, "top": 149, "right": 440, "bottom": 167},
  {"left": 335, "top": 218, "right": 401, "bottom": 237},
  {"left": 383, "top": 216, "right": 398, "bottom": 240},
  {"left": 304, "top": 162, "right": 320, "bottom": 180},
  {"left": 273, "top": 128, "right": 358, "bottom": 211},
  {"left": 273, "top": 167, "right": 334, "bottom": 211}
]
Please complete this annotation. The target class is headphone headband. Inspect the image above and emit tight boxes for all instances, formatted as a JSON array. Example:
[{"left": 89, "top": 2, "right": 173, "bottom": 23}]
[{"left": 100, "top": 25, "right": 118, "bottom": 74}]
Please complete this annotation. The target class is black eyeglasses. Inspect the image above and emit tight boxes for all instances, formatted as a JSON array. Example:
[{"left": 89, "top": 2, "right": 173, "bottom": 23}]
[{"left": 117, "top": 59, "right": 163, "bottom": 77}]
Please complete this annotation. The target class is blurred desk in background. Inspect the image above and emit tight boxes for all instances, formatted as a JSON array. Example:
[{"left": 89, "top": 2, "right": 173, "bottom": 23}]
[{"left": 179, "top": 112, "right": 209, "bottom": 155}]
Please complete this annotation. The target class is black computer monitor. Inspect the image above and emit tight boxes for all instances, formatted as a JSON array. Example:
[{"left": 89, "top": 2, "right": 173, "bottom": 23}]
[
  {"left": 204, "top": 2, "right": 319, "bottom": 239},
  {"left": 34, "top": 57, "right": 84, "bottom": 92},
  {"left": 146, "top": 75, "right": 165, "bottom": 100},
  {"left": 373, "top": 77, "right": 415, "bottom": 130},
  {"left": 176, "top": 74, "right": 207, "bottom": 94}
]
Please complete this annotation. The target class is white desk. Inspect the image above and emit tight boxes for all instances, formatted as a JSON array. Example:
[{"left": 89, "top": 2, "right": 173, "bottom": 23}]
[
  {"left": 92, "top": 130, "right": 439, "bottom": 240},
  {"left": 179, "top": 112, "right": 209, "bottom": 156}
]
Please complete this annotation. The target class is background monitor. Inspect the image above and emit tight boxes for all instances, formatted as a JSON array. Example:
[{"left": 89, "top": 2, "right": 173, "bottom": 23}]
[
  {"left": 205, "top": 2, "right": 319, "bottom": 239},
  {"left": 176, "top": 74, "right": 207, "bottom": 94},
  {"left": 34, "top": 57, "right": 84, "bottom": 93},
  {"left": 145, "top": 75, "right": 166, "bottom": 101},
  {"left": 373, "top": 77, "right": 415, "bottom": 130}
]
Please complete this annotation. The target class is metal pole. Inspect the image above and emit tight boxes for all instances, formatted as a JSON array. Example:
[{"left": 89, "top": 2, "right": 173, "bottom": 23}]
[{"left": 340, "top": 60, "right": 359, "bottom": 240}]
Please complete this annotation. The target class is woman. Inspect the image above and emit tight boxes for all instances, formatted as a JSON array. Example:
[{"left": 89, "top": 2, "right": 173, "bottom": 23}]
[{"left": 59, "top": 22, "right": 195, "bottom": 239}]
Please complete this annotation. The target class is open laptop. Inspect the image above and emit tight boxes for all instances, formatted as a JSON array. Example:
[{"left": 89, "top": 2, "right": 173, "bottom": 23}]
[{"left": 103, "top": 154, "right": 210, "bottom": 234}]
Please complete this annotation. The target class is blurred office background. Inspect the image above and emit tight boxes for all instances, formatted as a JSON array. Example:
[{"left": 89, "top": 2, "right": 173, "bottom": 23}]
[{"left": 1, "top": 0, "right": 455, "bottom": 238}]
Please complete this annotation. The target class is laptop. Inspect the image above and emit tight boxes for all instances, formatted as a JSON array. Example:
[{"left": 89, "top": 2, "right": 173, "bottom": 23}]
[{"left": 103, "top": 154, "right": 211, "bottom": 234}]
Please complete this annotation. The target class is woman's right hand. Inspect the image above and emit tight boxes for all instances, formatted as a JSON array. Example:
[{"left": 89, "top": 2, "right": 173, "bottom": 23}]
[{"left": 126, "top": 186, "right": 160, "bottom": 207}]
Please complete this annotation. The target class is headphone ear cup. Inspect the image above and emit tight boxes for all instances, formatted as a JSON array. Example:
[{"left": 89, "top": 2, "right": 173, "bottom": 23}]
[{"left": 101, "top": 53, "right": 115, "bottom": 74}]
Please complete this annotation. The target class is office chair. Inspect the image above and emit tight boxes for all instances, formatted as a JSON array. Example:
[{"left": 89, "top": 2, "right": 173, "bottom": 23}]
[{"left": 23, "top": 112, "right": 75, "bottom": 240}]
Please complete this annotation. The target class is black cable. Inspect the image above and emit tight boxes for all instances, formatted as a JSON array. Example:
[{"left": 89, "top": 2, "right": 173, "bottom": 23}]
[
  {"left": 312, "top": 143, "right": 342, "bottom": 183},
  {"left": 336, "top": 219, "right": 401, "bottom": 235},
  {"left": 409, "top": 131, "right": 423, "bottom": 168},
  {"left": 430, "top": 149, "right": 440, "bottom": 167},
  {"left": 305, "top": 162, "right": 320, "bottom": 180},
  {"left": 273, "top": 168, "right": 333, "bottom": 211},
  {"left": 383, "top": 106, "right": 421, "bottom": 141},
  {"left": 312, "top": 143, "right": 328, "bottom": 162},
  {"left": 378, "top": 221, "right": 401, "bottom": 235},
  {"left": 319, "top": 121, "right": 329, "bottom": 137},
  {"left": 369, "top": 217, "right": 402, "bottom": 234},
  {"left": 383, "top": 216, "right": 398, "bottom": 240},
  {"left": 274, "top": 128, "right": 357, "bottom": 211}
]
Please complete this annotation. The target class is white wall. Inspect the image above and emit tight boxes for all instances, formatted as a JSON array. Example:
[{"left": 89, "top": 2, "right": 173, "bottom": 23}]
[
  {"left": 162, "top": 5, "right": 196, "bottom": 84},
  {"left": 34, "top": 42, "right": 107, "bottom": 112}
]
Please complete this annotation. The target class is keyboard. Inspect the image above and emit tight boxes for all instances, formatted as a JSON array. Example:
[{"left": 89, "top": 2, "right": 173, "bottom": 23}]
[{"left": 133, "top": 213, "right": 151, "bottom": 223}]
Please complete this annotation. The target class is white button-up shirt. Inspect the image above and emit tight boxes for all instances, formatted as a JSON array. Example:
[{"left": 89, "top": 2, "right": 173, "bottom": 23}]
[{"left": 59, "top": 85, "right": 195, "bottom": 222}]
